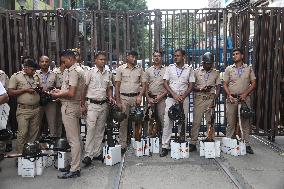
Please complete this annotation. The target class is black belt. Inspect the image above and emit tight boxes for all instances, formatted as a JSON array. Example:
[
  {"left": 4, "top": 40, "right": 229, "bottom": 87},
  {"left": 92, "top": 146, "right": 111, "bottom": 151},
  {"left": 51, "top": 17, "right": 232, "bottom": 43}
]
[
  {"left": 121, "top": 92, "right": 139, "bottom": 97},
  {"left": 231, "top": 94, "right": 240, "bottom": 98},
  {"left": 148, "top": 93, "right": 157, "bottom": 98},
  {"left": 89, "top": 99, "right": 108, "bottom": 105}
]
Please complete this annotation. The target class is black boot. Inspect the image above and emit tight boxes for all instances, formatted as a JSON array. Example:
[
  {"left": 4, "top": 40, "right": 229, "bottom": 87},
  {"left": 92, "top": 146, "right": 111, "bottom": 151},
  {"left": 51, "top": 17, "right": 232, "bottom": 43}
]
[
  {"left": 58, "top": 170, "right": 80, "bottom": 179},
  {"left": 246, "top": 146, "right": 254, "bottom": 154},
  {"left": 160, "top": 148, "right": 168, "bottom": 157},
  {"left": 82, "top": 156, "right": 92, "bottom": 167},
  {"left": 188, "top": 144, "right": 197, "bottom": 152}
]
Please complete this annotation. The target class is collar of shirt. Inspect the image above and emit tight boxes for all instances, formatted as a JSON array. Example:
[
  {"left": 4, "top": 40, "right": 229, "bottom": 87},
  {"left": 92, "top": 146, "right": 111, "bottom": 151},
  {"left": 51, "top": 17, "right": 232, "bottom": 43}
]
[
  {"left": 174, "top": 63, "right": 188, "bottom": 69},
  {"left": 232, "top": 63, "right": 247, "bottom": 68},
  {"left": 93, "top": 65, "right": 106, "bottom": 74},
  {"left": 68, "top": 63, "right": 78, "bottom": 71},
  {"left": 124, "top": 63, "right": 138, "bottom": 70},
  {"left": 152, "top": 64, "right": 164, "bottom": 69},
  {"left": 201, "top": 66, "right": 213, "bottom": 72}
]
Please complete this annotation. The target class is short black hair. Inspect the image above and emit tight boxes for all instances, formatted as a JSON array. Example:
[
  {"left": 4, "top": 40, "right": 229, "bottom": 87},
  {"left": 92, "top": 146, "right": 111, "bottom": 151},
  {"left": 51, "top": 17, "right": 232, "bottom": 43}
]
[
  {"left": 21, "top": 56, "right": 34, "bottom": 65},
  {"left": 174, "top": 48, "right": 186, "bottom": 56},
  {"left": 127, "top": 50, "right": 138, "bottom": 57},
  {"left": 60, "top": 49, "right": 76, "bottom": 58},
  {"left": 94, "top": 51, "right": 107, "bottom": 59},
  {"left": 153, "top": 50, "right": 162, "bottom": 56},
  {"left": 24, "top": 59, "right": 38, "bottom": 69},
  {"left": 232, "top": 48, "right": 243, "bottom": 55}
]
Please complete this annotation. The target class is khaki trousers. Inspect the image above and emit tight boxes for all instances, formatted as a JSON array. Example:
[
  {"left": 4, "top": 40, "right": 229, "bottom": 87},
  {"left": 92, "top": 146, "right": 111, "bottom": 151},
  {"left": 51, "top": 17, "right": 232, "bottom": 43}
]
[
  {"left": 61, "top": 101, "right": 81, "bottom": 172},
  {"left": 39, "top": 102, "right": 59, "bottom": 137},
  {"left": 162, "top": 97, "right": 189, "bottom": 149},
  {"left": 119, "top": 95, "right": 136, "bottom": 149},
  {"left": 191, "top": 94, "right": 215, "bottom": 145},
  {"left": 55, "top": 102, "right": 63, "bottom": 137},
  {"left": 85, "top": 102, "right": 108, "bottom": 158},
  {"left": 155, "top": 98, "right": 166, "bottom": 128},
  {"left": 16, "top": 106, "right": 41, "bottom": 153},
  {"left": 226, "top": 98, "right": 251, "bottom": 144}
]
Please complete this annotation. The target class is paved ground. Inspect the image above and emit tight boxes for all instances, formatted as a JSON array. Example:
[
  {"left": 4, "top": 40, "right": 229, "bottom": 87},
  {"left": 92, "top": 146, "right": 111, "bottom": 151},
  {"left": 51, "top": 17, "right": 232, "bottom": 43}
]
[{"left": 1, "top": 136, "right": 284, "bottom": 189}]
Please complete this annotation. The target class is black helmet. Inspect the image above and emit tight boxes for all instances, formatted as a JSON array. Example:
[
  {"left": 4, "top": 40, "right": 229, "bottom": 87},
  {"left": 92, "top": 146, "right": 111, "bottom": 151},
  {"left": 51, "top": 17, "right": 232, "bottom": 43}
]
[
  {"left": 22, "top": 142, "right": 41, "bottom": 158},
  {"left": 202, "top": 52, "right": 214, "bottom": 64},
  {"left": 110, "top": 106, "right": 127, "bottom": 122},
  {"left": 0, "top": 129, "right": 13, "bottom": 141},
  {"left": 129, "top": 106, "right": 144, "bottom": 122},
  {"left": 39, "top": 92, "right": 53, "bottom": 106},
  {"left": 168, "top": 103, "right": 183, "bottom": 121},
  {"left": 240, "top": 102, "right": 254, "bottom": 119},
  {"left": 53, "top": 138, "right": 70, "bottom": 152}
]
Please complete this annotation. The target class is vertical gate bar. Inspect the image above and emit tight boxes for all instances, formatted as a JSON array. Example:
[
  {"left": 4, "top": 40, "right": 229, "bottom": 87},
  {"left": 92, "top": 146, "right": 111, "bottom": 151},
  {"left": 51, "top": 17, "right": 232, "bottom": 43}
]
[
  {"left": 46, "top": 12, "right": 52, "bottom": 58},
  {"left": 275, "top": 10, "right": 284, "bottom": 136},
  {"left": 141, "top": 12, "right": 145, "bottom": 67},
  {"left": 67, "top": 13, "right": 72, "bottom": 49},
  {"left": 60, "top": 13, "right": 65, "bottom": 50},
  {"left": 31, "top": 12, "right": 37, "bottom": 59},
  {"left": 252, "top": 9, "right": 259, "bottom": 134},
  {"left": 256, "top": 9, "right": 265, "bottom": 134},
  {"left": 13, "top": 12, "right": 19, "bottom": 72},
  {"left": 264, "top": 10, "right": 274, "bottom": 137},
  {"left": 115, "top": 13, "right": 119, "bottom": 64},
  {"left": 108, "top": 13, "right": 112, "bottom": 65},
  {"left": 166, "top": 11, "right": 169, "bottom": 65},
  {"left": 172, "top": 10, "right": 175, "bottom": 50},
  {"left": 55, "top": 12, "right": 60, "bottom": 65},
  {"left": 5, "top": 12, "right": 12, "bottom": 75},
  {"left": 205, "top": 9, "right": 208, "bottom": 51},
  {"left": 149, "top": 11, "right": 153, "bottom": 64},
  {"left": 83, "top": 11, "right": 87, "bottom": 60},
  {"left": 24, "top": 13, "right": 30, "bottom": 56},
  {"left": 201, "top": 9, "right": 204, "bottom": 53},
  {"left": 126, "top": 13, "right": 130, "bottom": 50},
  {"left": 193, "top": 11, "right": 197, "bottom": 67},
  {"left": 75, "top": 11, "right": 79, "bottom": 48},
  {"left": 270, "top": 10, "right": 281, "bottom": 138},
  {"left": 39, "top": 13, "right": 45, "bottom": 56},
  {"left": 123, "top": 14, "right": 126, "bottom": 58},
  {"left": 94, "top": 11, "right": 98, "bottom": 53},
  {"left": 0, "top": 15, "right": 5, "bottom": 70},
  {"left": 90, "top": 11, "right": 95, "bottom": 64},
  {"left": 178, "top": 10, "right": 181, "bottom": 48}
]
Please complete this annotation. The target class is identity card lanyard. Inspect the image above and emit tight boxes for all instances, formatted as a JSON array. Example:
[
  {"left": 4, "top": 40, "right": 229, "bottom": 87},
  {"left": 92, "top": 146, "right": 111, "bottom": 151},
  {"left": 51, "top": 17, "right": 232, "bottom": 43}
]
[
  {"left": 153, "top": 67, "right": 161, "bottom": 78},
  {"left": 236, "top": 67, "right": 244, "bottom": 77}
]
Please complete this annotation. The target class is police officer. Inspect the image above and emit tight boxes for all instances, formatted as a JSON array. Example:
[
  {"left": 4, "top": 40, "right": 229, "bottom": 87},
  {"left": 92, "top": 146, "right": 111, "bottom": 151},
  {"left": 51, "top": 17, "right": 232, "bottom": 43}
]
[
  {"left": 8, "top": 59, "right": 41, "bottom": 154},
  {"left": 0, "top": 70, "right": 9, "bottom": 89},
  {"left": 189, "top": 52, "right": 221, "bottom": 152},
  {"left": 223, "top": 48, "right": 256, "bottom": 154},
  {"left": 0, "top": 82, "right": 8, "bottom": 105},
  {"left": 160, "top": 49, "right": 195, "bottom": 157},
  {"left": 81, "top": 51, "right": 115, "bottom": 166},
  {"left": 144, "top": 50, "right": 167, "bottom": 134},
  {"left": 37, "top": 56, "right": 58, "bottom": 137},
  {"left": 115, "top": 50, "right": 145, "bottom": 153},
  {"left": 53, "top": 59, "right": 66, "bottom": 137},
  {"left": 51, "top": 50, "right": 85, "bottom": 179}
]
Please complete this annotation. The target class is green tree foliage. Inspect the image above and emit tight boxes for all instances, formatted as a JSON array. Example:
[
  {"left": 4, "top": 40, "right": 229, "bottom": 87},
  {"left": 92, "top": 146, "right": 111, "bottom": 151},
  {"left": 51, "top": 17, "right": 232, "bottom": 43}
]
[{"left": 85, "top": 0, "right": 147, "bottom": 11}]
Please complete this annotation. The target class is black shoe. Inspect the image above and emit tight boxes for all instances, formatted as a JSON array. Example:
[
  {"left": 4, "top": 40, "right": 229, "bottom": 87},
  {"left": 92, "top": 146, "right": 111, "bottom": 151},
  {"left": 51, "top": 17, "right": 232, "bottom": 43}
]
[
  {"left": 58, "top": 164, "right": 71, "bottom": 172},
  {"left": 121, "top": 148, "right": 127, "bottom": 154},
  {"left": 246, "top": 146, "right": 254, "bottom": 154},
  {"left": 92, "top": 153, "right": 103, "bottom": 161},
  {"left": 189, "top": 144, "right": 197, "bottom": 152},
  {"left": 57, "top": 170, "right": 80, "bottom": 179},
  {"left": 82, "top": 156, "right": 92, "bottom": 167},
  {"left": 159, "top": 148, "right": 168, "bottom": 157}
]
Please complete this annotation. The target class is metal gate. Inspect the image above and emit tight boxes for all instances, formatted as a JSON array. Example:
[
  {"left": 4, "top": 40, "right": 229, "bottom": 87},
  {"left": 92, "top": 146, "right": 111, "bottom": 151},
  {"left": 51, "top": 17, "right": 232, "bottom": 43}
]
[{"left": 0, "top": 8, "right": 283, "bottom": 140}]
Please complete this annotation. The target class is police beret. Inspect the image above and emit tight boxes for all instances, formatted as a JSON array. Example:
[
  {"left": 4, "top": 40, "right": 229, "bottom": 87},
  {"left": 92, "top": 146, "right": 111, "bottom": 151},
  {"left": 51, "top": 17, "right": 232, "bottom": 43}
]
[{"left": 24, "top": 59, "right": 38, "bottom": 69}]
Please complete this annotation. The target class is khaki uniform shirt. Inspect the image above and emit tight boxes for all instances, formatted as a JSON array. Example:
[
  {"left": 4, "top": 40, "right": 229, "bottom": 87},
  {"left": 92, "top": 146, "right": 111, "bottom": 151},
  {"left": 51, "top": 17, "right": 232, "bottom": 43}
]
[
  {"left": 0, "top": 70, "right": 9, "bottom": 88},
  {"left": 53, "top": 67, "right": 64, "bottom": 89},
  {"left": 224, "top": 63, "right": 256, "bottom": 94},
  {"left": 115, "top": 64, "right": 144, "bottom": 94},
  {"left": 144, "top": 65, "right": 166, "bottom": 96},
  {"left": 36, "top": 70, "right": 56, "bottom": 91},
  {"left": 194, "top": 67, "right": 221, "bottom": 94},
  {"left": 85, "top": 66, "right": 113, "bottom": 100},
  {"left": 8, "top": 71, "right": 40, "bottom": 105},
  {"left": 61, "top": 64, "right": 85, "bottom": 102},
  {"left": 163, "top": 64, "right": 195, "bottom": 95}
]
